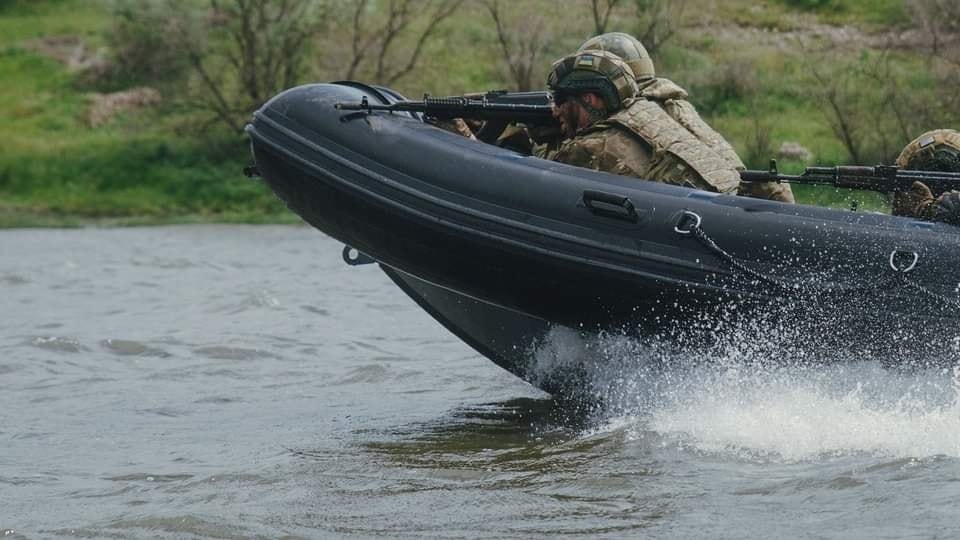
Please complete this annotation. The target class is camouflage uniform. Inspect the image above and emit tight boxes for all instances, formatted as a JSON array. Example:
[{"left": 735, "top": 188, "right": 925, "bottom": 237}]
[
  {"left": 537, "top": 49, "right": 740, "bottom": 194},
  {"left": 539, "top": 97, "right": 740, "bottom": 193},
  {"left": 574, "top": 32, "right": 794, "bottom": 202},
  {"left": 892, "top": 129, "right": 960, "bottom": 224}
]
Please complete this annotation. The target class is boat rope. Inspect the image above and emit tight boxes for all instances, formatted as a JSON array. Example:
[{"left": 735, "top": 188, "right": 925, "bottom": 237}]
[
  {"left": 898, "top": 273, "right": 960, "bottom": 309},
  {"left": 673, "top": 210, "right": 959, "bottom": 306}
]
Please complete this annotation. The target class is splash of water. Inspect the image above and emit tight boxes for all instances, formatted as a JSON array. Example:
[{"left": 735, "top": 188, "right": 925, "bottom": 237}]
[
  {"left": 527, "top": 327, "right": 960, "bottom": 461},
  {"left": 645, "top": 364, "right": 960, "bottom": 461}
]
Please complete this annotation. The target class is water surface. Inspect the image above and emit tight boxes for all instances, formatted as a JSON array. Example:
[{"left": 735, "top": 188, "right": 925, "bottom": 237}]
[{"left": 2, "top": 225, "right": 959, "bottom": 538}]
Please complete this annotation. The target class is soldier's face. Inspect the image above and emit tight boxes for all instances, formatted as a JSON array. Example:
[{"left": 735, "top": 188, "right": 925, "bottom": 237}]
[{"left": 553, "top": 99, "right": 586, "bottom": 138}]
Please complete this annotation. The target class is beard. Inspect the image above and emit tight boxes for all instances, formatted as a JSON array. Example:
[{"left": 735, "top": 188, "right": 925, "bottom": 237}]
[{"left": 560, "top": 104, "right": 582, "bottom": 138}]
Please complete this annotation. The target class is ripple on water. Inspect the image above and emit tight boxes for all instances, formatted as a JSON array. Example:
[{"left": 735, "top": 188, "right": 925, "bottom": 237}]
[
  {"left": 337, "top": 364, "right": 410, "bottom": 384},
  {"left": 0, "top": 274, "right": 29, "bottom": 285},
  {"left": 131, "top": 257, "right": 196, "bottom": 269},
  {"left": 100, "top": 339, "right": 171, "bottom": 357},
  {"left": 28, "top": 336, "right": 86, "bottom": 353},
  {"left": 106, "top": 473, "right": 194, "bottom": 483},
  {"left": 192, "top": 396, "right": 241, "bottom": 405},
  {"left": 216, "top": 291, "right": 283, "bottom": 314},
  {"left": 138, "top": 407, "right": 189, "bottom": 418},
  {"left": 193, "top": 345, "right": 277, "bottom": 361},
  {"left": 300, "top": 305, "right": 329, "bottom": 316},
  {"left": 66, "top": 515, "right": 249, "bottom": 540}
]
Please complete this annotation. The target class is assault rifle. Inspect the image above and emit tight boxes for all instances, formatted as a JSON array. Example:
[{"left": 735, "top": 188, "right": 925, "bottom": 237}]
[
  {"left": 335, "top": 90, "right": 557, "bottom": 143},
  {"left": 740, "top": 160, "right": 960, "bottom": 194}
]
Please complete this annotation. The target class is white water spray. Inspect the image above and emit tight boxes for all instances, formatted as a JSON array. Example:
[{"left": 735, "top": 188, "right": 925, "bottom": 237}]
[{"left": 528, "top": 328, "right": 960, "bottom": 461}]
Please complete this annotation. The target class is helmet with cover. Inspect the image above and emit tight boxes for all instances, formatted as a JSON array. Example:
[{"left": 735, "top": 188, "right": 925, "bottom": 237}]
[
  {"left": 577, "top": 32, "right": 655, "bottom": 82},
  {"left": 896, "top": 129, "right": 960, "bottom": 174},
  {"left": 546, "top": 50, "right": 638, "bottom": 114}
]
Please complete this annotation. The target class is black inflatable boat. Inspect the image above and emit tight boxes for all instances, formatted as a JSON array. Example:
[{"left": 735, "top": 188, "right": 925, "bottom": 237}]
[{"left": 246, "top": 82, "right": 960, "bottom": 386}]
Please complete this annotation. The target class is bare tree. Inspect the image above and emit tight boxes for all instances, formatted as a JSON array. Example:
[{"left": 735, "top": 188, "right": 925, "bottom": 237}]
[
  {"left": 797, "top": 38, "right": 946, "bottom": 165},
  {"left": 485, "top": 0, "right": 551, "bottom": 91},
  {"left": 343, "top": 0, "right": 463, "bottom": 86},
  {"left": 807, "top": 56, "right": 868, "bottom": 164},
  {"left": 634, "top": 0, "right": 687, "bottom": 56},
  {"left": 906, "top": 0, "right": 960, "bottom": 124},
  {"left": 589, "top": 0, "right": 622, "bottom": 34},
  {"left": 165, "top": 0, "right": 331, "bottom": 132},
  {"left": 908, "top": 0, "right": 960, "bottom": 57}
]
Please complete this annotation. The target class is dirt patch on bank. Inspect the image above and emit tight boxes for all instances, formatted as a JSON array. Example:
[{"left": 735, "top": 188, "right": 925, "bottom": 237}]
[
  {"left": 23, "top": 35, "right": 108, "bottom": 74},
  {"left": 87, "top": 87, "right": 162, "bottom": 127}
]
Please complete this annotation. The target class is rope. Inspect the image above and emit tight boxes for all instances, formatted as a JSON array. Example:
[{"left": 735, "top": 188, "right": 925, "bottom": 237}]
[
  {"left": 677, "top": 211, "right": 945, "bottom": 301},
  {"left": 899, "top": 274, "right": 960, "bottom": 310}
]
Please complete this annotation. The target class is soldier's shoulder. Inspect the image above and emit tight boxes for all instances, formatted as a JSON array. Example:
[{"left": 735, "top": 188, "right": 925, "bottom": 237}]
[{"left": 638, "top": 77, "right": 688, "bottom": 101}]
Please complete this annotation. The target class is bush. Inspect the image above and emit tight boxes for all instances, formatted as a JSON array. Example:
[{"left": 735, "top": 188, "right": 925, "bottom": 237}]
[{"left": 96, "top": 1, "right": 199, "bottom": 89}]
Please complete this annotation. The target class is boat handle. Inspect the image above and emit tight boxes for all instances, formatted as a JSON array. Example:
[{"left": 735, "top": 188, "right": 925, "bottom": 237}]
[{"left": 582, "top": 190, "right": 639, "bottom": 223}]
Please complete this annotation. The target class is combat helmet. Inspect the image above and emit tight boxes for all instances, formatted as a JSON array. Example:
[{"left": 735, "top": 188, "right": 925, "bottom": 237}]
[
  {"left": 546, "top": 50, "right": 638, "bottom": 114},
  {"left": 577, "top": 32, "right": 655, "bottom": 82},
  {"left": 896, "top": 129, "right": 960, "bottom": 174}
]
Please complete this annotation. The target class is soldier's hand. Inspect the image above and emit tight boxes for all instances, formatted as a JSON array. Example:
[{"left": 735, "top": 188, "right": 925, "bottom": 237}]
[
  {"left": 933, "top": 191, "right": 960, "bottom": 225},
  {"left": 527, "top": 124, "right": 563, "bottom": 145},
  {"left": 893, "top": 181, "right": 936, "bottom": 219}
]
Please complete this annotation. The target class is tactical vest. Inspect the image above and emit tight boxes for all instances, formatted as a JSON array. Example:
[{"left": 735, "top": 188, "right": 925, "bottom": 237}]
[
  {"left": 598, "top": 95, "right": 741, "bottom": 194},
  {"left": 639, "top": 78, "right": 746, "bottom": 171}
]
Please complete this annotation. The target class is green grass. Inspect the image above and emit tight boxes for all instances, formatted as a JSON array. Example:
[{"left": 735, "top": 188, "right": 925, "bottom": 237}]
[
  {"left": 0, "top": 0, "right": 287, "bottom": 226},
  {"left": 0, "top": 0, "right": 108, "bottom": 43}
]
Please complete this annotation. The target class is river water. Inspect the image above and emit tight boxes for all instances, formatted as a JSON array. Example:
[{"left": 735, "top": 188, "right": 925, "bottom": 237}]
[{"left": 2, "top": 225, "right": 960, "bottom": 539}]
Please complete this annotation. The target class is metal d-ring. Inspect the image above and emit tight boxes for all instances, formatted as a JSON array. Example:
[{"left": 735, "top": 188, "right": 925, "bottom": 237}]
[
  {"left": 889, "top": 249, "right": 919, "bottom": 273},
  {"left": 674, "top": 210, "right": 702, "bottom": 235}
]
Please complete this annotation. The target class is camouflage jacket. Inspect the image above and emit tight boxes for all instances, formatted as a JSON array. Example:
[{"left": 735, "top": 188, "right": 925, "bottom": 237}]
[
  {"left": 537, "top": 93, "right": 741, "bottom": 193},
  {"left": 536, "top": 78, "right": 794, "bottom": 200}
]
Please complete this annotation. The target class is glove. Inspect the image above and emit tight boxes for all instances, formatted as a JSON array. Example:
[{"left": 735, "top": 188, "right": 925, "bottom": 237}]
[
  {"left": 933, "top": 191, "right": 960, "bottom": 225},
  {"left": 892, "top": 181, "right": 937, "bottom": 219}
]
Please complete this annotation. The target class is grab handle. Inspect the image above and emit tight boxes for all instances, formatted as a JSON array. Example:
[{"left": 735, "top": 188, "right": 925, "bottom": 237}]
[{"left": 582, "top": 190, "right": 639, "bottom": 223}]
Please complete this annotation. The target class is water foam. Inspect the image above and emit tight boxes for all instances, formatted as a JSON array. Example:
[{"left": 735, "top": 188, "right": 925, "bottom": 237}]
[
  {"left": 528, "top": 328, "right": 960, "bottom": 461},
  {"left": 645, "top": 365, "right": 960, "bottom": 461}
]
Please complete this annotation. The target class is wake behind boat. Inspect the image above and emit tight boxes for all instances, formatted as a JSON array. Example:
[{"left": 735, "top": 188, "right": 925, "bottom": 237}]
[{"left": 246, "top": 82, "right": 960, "bottom": 390}]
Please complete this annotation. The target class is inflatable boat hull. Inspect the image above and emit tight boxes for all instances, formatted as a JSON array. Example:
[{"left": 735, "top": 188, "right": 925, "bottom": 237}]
[{"left": 247, "top": 83, "right": 960, "bottom": 372}]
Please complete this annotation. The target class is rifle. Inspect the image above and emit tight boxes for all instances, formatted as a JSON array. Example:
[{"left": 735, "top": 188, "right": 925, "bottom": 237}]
[
  {"left": 740, "top": 160, "right": 960, "bottom": 194},
  {"left": 335, "top": 90, "right": 557, "bottom": 143}
]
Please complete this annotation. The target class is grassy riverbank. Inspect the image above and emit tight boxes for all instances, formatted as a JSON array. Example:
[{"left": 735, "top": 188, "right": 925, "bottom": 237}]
[{"left": 0, "top": 0, "right": 944, "bottom": 226}]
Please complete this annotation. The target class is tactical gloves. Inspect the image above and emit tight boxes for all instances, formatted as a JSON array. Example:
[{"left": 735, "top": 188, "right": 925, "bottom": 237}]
[
  {"left": 893, "top": 181, "right": 960, "bottom": 225},
  {"left": 934, "top": 191, "right": 960, "bottom": 225}
]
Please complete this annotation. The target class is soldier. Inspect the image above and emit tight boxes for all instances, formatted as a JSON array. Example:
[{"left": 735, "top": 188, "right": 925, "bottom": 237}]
[
  {"left": 892, "top": 129, "right": 960, "bottom": 224},
  {"left": 576, "top": 32, "right": 795, "bottom": 203},
  {"left": 538, "top": 49, "right": 741, "bottom": 194}
]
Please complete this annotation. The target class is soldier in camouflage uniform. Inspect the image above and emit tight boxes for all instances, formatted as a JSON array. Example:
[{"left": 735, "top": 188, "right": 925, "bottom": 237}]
[
  {"left": 892, "top": 129, "right": 960, "bottom": 224},
  {"left": 538, "top": 49, "right": 741, "bottom": 194},
  {"left": 576, "top": 32, "right": 794, "bottom": 203}
]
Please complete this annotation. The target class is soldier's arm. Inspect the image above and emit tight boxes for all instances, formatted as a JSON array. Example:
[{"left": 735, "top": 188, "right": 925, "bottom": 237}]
[{"left": 549, "top": 132, "right": 639, "bottom": 177}]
